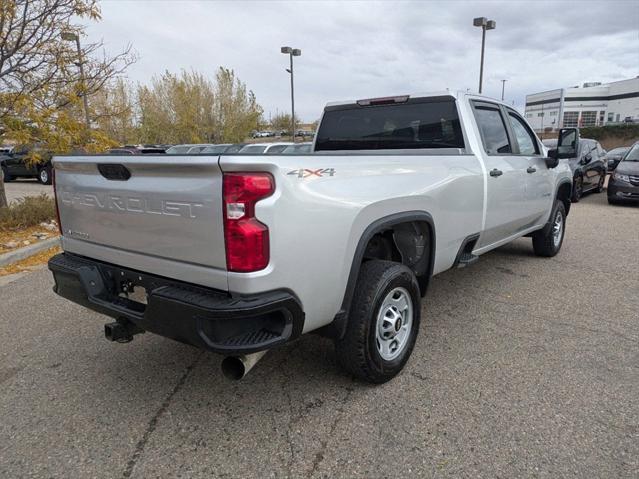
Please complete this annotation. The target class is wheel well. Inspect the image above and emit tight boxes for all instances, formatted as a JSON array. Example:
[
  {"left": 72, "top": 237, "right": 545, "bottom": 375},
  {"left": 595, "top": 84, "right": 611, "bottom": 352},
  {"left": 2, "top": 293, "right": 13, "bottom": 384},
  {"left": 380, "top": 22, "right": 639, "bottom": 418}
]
[
  {"left": 320, "top": 213, "right": 435, "bottom": 340},
  {"left": 557, "top": 182, "right": 572, "bottom": 216},
  {"left": 361, "top": 220, "right": 432, "bottom": 296}
]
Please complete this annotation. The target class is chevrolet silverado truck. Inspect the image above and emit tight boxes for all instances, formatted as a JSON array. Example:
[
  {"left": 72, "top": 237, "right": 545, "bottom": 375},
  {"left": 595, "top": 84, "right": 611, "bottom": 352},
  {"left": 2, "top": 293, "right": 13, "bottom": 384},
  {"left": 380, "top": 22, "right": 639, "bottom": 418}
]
[{"left": 48, "top": 92, "right": 573, "bottom": 383}]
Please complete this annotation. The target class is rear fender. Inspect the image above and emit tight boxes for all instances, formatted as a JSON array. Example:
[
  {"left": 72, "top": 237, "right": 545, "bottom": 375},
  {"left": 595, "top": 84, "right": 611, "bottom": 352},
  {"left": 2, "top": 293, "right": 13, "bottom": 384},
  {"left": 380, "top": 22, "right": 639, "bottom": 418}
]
[{"left": 325, "top": 211, "right": 435, "bottom": 339}]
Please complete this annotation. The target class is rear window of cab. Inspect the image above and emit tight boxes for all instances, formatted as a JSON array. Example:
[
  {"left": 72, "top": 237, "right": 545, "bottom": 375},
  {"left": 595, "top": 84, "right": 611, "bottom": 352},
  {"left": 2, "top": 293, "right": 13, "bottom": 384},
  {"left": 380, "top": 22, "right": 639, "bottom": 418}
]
[{"left": 315, "top": 97, "right": 465, "bottom": 151}]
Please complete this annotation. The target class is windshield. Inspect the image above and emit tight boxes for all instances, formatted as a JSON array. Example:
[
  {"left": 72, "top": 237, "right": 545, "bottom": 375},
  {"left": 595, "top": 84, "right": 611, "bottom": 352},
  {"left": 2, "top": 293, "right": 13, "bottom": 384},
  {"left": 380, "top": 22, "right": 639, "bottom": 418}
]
[
  {"left": 265, "top": 145, "right": 288, "bottom": 154},
  {"left": 622, "top": 144, "right": 639, "bottom": 162},
  {"left": 608, "top": 147, "right": 628, "bottom": 156},
  {"left": 225, "top": 144, "right": 245, "bottom": 153},
  {"left": 240, "top": 145, "right": 267, "bottom": 154},
  {"left": 315, "top": 98, "right": 465, "bottom": 151},
  {"left": 283, "top": 144, "right": 312, "bottom": 154},
  {"left": 201, "top": 144, "right": 231, "bottom": 154},
  {"left": 165, "top": 145, "right": 191, "bottom": 154},
  {"left": 187, "top": 146, "right": 207, "bottom": 153}
]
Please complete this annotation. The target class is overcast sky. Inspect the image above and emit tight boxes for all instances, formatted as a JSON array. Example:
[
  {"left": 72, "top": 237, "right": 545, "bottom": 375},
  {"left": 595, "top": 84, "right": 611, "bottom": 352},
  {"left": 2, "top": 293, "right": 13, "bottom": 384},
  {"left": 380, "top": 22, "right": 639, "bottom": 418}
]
[{"left": 86, "top": 0, "right": 639, "bottom": 122}]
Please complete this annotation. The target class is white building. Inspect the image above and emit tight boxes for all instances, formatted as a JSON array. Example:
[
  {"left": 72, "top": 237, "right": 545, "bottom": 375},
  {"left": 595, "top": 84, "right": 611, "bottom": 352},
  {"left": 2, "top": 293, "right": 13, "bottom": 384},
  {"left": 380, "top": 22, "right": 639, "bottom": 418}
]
[{"left": 524, "top": 77, "right": 639, "bottom": 132}]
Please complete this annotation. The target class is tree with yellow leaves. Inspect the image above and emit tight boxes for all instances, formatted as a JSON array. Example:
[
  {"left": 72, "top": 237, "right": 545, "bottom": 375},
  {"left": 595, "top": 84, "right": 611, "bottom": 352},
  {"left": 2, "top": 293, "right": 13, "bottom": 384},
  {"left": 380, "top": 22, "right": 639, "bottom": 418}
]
[
  {"left": 0, "top": 0, "right": 135, "bottom": 208},
  {"left": 137, "top": 68, "right": 263, "bottom": 145}
]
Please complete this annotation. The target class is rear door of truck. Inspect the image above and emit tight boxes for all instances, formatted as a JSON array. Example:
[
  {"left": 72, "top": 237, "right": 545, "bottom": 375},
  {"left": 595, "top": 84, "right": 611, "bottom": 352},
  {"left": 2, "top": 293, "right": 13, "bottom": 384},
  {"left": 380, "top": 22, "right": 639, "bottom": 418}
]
[{"left": 53, "top": 155, "right": 228, "bottom": 291}]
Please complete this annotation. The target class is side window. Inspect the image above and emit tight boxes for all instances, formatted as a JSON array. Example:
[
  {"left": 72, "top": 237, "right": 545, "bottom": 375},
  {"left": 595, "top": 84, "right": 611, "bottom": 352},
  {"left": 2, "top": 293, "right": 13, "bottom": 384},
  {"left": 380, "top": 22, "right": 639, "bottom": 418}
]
[
  {"left": 473, "top": 105, "right": 511, "bottom": 155},
  {"left": 506, "top": 112, "right": 539, "bottom": 155}
]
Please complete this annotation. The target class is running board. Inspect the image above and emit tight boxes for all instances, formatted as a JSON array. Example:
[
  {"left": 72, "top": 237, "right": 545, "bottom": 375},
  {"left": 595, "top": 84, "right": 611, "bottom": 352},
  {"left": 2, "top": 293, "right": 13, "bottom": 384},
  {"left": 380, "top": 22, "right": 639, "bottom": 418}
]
[
  {"left": 453, "top": 233, "right": 480, "bottom": 269},
  {"left": 456, "top": 252, "right": 479, "bottom": 268}
]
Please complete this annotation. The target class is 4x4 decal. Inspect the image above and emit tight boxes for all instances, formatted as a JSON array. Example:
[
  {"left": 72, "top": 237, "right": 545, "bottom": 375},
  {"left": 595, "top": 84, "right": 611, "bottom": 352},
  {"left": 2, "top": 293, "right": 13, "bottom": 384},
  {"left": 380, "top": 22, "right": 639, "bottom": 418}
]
[{"left": 287, "top": 168, "right": 336, "bottom": 178}]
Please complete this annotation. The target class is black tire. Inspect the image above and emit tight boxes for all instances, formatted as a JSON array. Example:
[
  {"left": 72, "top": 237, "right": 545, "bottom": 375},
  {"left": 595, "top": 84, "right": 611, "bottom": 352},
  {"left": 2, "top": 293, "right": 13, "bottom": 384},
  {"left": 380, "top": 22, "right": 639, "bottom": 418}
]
[
  {"left": 595, "top": 173, "right": 605, "bottom": 193},
  {"left": 38, "top": 165, "right": 52, "bottom": 185},
  {"left": 532, "top": 201, "right": 566, "bottom": 257},
  {"left": 334, "top": 260, "right": 421, "bottom": 383},
  {"left": 571, "top": 175, "right": 583, "bottom": 202},
  {"left": 1, "top": 165, "right": 14, "bottom": 182}
]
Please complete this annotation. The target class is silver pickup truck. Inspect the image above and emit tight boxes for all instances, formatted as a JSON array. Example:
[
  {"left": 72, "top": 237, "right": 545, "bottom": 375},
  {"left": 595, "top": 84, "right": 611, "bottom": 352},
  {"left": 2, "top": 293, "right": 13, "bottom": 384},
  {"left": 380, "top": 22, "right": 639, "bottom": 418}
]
[{"left": 49, "top": 92, "right": 573, "bottom": 383}]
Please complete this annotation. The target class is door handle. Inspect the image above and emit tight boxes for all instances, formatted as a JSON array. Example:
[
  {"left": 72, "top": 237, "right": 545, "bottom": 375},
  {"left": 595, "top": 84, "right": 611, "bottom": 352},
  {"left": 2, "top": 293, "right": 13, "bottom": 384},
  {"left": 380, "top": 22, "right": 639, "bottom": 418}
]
[
  {"left": 527, "top": 166, "right": 537, "bottom": 174},
  {"left": 489, "top": 168, "right": 503, "bottom": 177}
]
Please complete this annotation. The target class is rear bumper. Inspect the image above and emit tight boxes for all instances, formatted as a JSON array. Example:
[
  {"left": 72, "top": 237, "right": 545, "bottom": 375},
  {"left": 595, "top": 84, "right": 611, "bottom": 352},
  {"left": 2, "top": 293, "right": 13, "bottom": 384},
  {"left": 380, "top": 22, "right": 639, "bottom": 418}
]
[{"left": 48, "top": 253, "right": 304, "bottom": 354}]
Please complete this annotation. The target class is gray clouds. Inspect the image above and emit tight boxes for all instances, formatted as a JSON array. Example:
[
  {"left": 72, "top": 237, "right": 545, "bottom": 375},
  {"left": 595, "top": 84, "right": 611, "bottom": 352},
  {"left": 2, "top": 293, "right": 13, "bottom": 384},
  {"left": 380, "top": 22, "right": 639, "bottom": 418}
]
[{"left": 88, "top": 0, "right": 639, "bottom": 120}]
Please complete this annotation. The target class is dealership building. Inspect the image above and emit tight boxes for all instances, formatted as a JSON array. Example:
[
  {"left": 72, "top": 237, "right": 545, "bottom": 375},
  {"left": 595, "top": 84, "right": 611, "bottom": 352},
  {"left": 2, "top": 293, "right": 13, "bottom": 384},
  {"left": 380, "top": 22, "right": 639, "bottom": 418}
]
[{"left": 524, "top": 77, "right": 639, "bottom": 132}]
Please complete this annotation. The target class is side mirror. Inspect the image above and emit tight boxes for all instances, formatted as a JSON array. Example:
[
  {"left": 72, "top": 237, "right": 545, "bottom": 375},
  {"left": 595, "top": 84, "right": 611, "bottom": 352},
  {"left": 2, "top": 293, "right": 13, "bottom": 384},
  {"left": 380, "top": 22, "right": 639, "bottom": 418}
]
[
  {"left": 557, "top": 127, "right": 579, "bottom": 159},
  {"left": 582, "top": 153, "right": 592, "bottom": 164},
  {"left": 546, "top": 150, "right": 559, "bottom": 168}
]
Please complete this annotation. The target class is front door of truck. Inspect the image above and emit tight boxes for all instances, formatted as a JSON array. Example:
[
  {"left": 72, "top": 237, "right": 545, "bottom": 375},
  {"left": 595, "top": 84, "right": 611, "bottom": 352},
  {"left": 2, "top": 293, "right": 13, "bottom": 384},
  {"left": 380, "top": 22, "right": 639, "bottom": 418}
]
[
  {"left": 471, "top": 101, "right": 530, "bottom": 248},
  {"left": 503, "top": 108, "right": 553, "bottom": 226}
]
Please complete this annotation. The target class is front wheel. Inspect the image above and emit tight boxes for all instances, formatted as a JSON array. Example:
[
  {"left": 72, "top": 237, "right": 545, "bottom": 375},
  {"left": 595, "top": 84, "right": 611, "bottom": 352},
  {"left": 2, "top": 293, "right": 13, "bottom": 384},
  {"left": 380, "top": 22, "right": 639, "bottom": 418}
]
[
  {"left": 334, "top": 260, "right": 421, "bottom": 383},
  {"left": 595, "top": 173, "right": 605, "bottom": 193},
  {"left": 571, "top": 175, "right": 583, "bottom": 202},
  {"left": 532, "top": 201, "right": 566, "bottom": 257},
  {"left": 38, "top": 165, "right": 52, "bottom": 185}
]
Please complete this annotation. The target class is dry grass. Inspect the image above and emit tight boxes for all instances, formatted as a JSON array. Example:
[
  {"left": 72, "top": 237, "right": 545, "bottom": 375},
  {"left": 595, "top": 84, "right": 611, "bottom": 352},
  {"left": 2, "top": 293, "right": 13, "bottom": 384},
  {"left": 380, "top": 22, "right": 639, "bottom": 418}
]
[
  {"left": 0, "top": 246, "right": 61, "bottom": 277},
  {"left": 0, "top": 194, "right": 57, "bottom": 230},
  {"left": 0, "top": 224, "right": 57, "bottom": 252}
]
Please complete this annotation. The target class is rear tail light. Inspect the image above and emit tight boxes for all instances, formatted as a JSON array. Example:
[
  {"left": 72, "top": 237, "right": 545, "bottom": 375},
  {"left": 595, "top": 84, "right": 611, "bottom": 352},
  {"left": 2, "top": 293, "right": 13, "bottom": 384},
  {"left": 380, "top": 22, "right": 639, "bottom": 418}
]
[
  {"left": 222, "top": 172, "right": 274, "bottom": 272},
  {"left": 52, "top": 167, "right": 63, "bottom": 235}
]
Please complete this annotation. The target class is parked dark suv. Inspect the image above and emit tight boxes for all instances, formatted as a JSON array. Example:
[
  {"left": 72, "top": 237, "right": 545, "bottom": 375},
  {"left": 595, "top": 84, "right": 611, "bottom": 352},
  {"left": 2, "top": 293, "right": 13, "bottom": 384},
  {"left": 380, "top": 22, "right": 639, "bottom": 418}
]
[
  {"left": 555, "top": 132, "right": 607, "bottom": 202},
  {"left": 0, "top": 146, "right": 53, "bottom": 184},
  {"left": 608, "top": 142, "right": 639, "bottom": 205}
]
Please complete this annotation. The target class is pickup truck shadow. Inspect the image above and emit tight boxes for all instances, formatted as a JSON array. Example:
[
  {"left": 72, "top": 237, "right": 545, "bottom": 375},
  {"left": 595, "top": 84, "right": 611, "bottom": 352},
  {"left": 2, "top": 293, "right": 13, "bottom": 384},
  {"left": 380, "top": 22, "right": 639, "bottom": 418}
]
[{"left": 88, "top": 237, "right": 542, "bottom": 405}]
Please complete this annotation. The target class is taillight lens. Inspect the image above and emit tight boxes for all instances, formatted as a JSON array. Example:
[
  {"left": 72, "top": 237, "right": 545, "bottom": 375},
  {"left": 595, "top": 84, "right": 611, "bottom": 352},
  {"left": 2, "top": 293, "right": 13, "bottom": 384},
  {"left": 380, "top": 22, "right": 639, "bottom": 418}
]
[
  {"left": 52, "top": 167, "right": 63, "bottom": 235},
  {"left": 223, "top": 172, "right": 274, "bottom": 272}
]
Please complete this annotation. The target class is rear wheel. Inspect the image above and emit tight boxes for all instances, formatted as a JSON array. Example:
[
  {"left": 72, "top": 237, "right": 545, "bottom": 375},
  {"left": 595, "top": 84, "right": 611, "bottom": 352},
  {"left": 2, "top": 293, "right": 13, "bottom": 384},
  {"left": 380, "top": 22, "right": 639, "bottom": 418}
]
[
  {"left": 38, "top": 165, "right": 52, "bottom": 185},
  {"left": 335, "top": 260, "right": 421, "bottom": 383},
  {"left": 532, "top": 201, "right": 566, "bottom": 257},
  {"left": 571, "top": 175, "right": 583, "bottom": 202},
  {"left": 1, "top": 165, "right": 14, "bottom": 182}
]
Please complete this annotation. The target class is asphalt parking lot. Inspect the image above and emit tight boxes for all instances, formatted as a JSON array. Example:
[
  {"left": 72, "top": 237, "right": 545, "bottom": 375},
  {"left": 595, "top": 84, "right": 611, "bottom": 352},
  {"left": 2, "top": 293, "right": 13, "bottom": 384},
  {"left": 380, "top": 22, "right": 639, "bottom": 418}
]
[
  {"left": 0, "top": 192, "right": 637, "bottom": 478},
  {"left": 4, "top": 179, "right": 53, "bottom": 204}
]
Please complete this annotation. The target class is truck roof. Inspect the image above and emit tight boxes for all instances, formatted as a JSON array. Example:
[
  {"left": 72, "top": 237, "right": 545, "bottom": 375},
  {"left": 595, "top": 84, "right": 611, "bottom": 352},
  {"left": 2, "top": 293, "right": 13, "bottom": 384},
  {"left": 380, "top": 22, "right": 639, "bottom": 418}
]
[{"left": 324, "top": 90, "right": 509, "bottom": 109}]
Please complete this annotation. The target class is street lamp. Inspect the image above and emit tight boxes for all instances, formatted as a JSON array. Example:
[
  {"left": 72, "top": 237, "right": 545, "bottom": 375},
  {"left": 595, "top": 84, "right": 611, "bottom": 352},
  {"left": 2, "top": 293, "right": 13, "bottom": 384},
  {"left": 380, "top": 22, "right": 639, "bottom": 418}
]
[
  {"left": 473, "top": 17, "right": 496, "bottom": 95},
  {"left": 281, "top": 46, "right": 301, "bottom": 141},
  {"left": 61, "top": 31, "right": 90, "bottom": 130},
  {"left": 501, "top": 79, "right": 507, "bottom": 101}
]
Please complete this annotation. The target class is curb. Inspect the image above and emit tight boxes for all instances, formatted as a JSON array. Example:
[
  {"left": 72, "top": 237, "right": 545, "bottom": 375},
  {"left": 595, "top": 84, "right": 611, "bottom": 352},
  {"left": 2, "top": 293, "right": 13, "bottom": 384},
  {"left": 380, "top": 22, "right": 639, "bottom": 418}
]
[{"left": 0, "top": 237, "right": 61, "bottom": 268}]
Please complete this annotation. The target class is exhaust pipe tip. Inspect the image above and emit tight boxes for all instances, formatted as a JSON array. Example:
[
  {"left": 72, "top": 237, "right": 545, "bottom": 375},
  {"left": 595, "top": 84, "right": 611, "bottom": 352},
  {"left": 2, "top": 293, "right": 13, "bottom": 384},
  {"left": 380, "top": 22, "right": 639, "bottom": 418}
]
[
  {"left": 221, "top": 350, "right": 268, "bottom": 380},
  {"left": 221, "top": 356, "right": 247, "bottom": 380}
]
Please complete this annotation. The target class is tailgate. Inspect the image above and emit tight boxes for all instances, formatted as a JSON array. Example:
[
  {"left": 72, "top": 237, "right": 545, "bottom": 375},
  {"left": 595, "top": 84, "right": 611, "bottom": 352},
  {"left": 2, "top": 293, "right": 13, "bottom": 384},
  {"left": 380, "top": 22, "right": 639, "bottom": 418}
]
[{"left": 53, "top": 155, "right": 227, "bottom": 289}]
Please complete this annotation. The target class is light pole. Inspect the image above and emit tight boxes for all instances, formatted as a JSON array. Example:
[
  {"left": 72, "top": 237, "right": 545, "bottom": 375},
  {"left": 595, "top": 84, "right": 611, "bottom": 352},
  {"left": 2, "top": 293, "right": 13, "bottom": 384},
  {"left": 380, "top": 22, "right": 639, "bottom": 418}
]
[
  {"left": 501, "top": 79, "right": 507, "bottom": 101},
  {"left": 473, "top": 17, "right": 496, "bottom": 95},
  {"left": 61, "top": 31, "right": 90, "bottom": 131},
  {"left": 281, "top": 46, "right": 301, "bottom": 141}
]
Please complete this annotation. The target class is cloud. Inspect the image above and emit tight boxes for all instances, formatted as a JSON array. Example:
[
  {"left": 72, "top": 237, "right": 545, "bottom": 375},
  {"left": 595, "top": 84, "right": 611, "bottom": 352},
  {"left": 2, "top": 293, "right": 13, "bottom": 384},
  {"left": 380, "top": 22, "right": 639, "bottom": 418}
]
[{"left": 87, "top": 0, "right": 639, "bottom": 120}]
